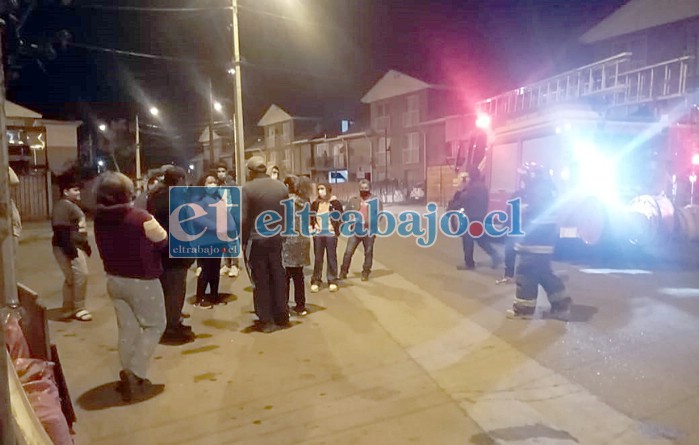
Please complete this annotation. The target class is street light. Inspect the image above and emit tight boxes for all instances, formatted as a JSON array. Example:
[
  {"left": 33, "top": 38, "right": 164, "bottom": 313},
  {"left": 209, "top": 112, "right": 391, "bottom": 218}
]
[
  {"left": 214, "top": 101, "right": 223, "bottom": 113},
  {"left": 98, "top": 123, "right": 107, "bottom": 132},
  {"left": 136, "top": 106, "right": 161, "bottom": 182}
]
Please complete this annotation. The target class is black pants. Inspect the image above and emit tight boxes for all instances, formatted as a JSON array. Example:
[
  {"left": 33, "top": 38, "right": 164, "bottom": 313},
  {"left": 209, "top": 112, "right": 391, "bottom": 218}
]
[
  {"left": 341, "top": 235, "right": 375, "bottom": 275},
  {"left": 159, "top": 267, "right": 188, "bottom": 330},
  {"left": 312, "top": 236, "right": 338, "bottom": 284},
  {"left": 504, "top": 237, "right": 517, "bottom": 278},
  {"left": 461, "top": 234, "right": 498, "bottom": 268},
  {"left": 196, "top": 257, "right": 221, "bottom": 302},
  {"left": 249, "top": 238, "right": 288, "bottom": 324},
  {"left": 513, "top": 252, "right": 567, "bottom": 313},
  {"left": 286, "top": 267, "right": 305, "bottom": 308}
]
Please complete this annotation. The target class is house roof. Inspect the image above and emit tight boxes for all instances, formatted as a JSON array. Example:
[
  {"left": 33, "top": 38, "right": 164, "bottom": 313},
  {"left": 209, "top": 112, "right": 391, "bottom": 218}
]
[
  {"left": 580, "top": 0, "right": 699, "bottom": 44},
  {"left": 257, "top": 104, "right": 293, "bottom": 126},
  {"left": 198, "top": 126, "right": 224, "bottom": 143},
  {"left": 361, "top": 70, "right": 432, "bottom": 104},
  {"left": 5, "top": 101, "right": 42, "bottom": 119}
]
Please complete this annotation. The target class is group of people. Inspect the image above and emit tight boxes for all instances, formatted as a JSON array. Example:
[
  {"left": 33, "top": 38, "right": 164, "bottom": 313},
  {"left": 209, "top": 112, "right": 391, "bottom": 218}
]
[
  {"left": 240, "top": 156, "right": 381, "bottom": 332},
  {"left": 47, "top": 156, "right": 382, "bottom": 401}
]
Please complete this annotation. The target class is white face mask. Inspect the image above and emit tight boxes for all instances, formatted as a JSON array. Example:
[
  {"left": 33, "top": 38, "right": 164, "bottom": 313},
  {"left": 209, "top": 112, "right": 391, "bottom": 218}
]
[
  {"left": 318, "top": 189, "right": 327, "bottom": 198},
  {"left": 271, "top": 172, "right": 279, "bottom": 180}
]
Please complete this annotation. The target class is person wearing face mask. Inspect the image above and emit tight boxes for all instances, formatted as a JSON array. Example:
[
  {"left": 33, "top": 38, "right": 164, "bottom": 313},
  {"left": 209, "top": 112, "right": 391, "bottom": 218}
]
[
  {"left": 193, "top": 173, "right": 227, "bottom": 308},
  {"left": 269, "top": 165, "right": 281, "bottom": 181},
  {"left": 134, "top": 174, "right": 160, "bottom": 210},
  {"left": 339, "top": 179, "right": 381, "bottom": 282},
  {"left": 215, "top": 161, "right": 241, "bottom": 278},
  {"left": 310, "top": 183, "right": 343, "bottom": 293}
]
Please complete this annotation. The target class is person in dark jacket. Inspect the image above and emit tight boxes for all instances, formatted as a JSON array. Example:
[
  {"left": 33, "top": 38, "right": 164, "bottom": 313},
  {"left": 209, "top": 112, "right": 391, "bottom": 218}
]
[
  {"left": 339, "top": 179, "right": 381, "bottom": 282},
  {"left": 282, "top": 175, "right": 312, "bottom": 315},
  {"left": 448, "top": 168, "right": 501, "bottom": 270},
  {"left": 497, "top": 185, "right": 525, "bottom": 285},
  {"left": 92, "top": 171, "right": 167, "bottom": 402},
  {"left": 52, "top": 174, "right": 92, "bottom": 321},
  {"left": 310, "top": 183, "right": 343, "bottom": 292},
  {"left": 147, "top": 166, "right": 196, "bottom": 344},
  {"left": 241, "top": 156, "right": 290, "bottom": 333}
]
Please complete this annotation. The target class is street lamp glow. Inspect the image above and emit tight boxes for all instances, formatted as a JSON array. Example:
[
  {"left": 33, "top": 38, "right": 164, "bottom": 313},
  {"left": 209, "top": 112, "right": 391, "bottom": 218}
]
[
  {"left": 97, "top": 160, "right": 105, "bottom": 167},
  {"left": 98, "top": 124, "right": 107, "bottom": 132},
  {"left": 188, "top": 164, "right": 195, "bottom": 171},
  {"left": 227, "top": 67, "right": 236, "bottom": 76},
  {"left": 149, "top": 107, "right": 160, "bottom": 117},
  {"left": 214, "top": 101, "right": 223, "bottom": 112}
]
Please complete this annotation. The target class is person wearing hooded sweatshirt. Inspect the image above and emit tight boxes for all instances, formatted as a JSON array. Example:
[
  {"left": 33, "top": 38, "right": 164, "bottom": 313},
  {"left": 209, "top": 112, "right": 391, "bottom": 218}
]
[
  {"left": 310, "top": 183, "right": 343, "bottom": 292},
  {"left": 92, "top": 171, "right": 167, "bottom": 402},
  {"left": 52, "top": 173, "right": 92, "bottom": 321}
]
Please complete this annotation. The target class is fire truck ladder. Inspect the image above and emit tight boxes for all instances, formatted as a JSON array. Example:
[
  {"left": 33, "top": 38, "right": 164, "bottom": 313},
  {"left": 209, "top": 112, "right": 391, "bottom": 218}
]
[{"left": 477, "top": 52, "right": 693, "bottom": 119}]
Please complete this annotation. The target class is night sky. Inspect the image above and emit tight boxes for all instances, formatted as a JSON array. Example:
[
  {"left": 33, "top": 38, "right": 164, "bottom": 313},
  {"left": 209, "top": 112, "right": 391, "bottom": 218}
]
[{"left": 5, "top": 0, "right": 627, "bottom": 166}]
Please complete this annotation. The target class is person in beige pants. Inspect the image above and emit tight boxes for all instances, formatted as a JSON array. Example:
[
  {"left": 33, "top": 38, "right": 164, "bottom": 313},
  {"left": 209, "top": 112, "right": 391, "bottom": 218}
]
[{"left": 52, "top": 174, "right": 92, "bottom": 321}]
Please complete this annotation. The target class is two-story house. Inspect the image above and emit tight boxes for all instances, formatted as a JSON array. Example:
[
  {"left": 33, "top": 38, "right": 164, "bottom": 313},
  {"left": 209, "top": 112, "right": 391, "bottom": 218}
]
[
  {"left": 361, "top": 70, "right": 474, "bottom": 188},
  {"left": 257, "top": 104, "right": 322, "bottom": 177}
]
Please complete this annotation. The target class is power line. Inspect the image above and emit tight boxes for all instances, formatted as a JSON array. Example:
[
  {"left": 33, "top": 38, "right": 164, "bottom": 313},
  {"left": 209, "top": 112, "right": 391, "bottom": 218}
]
[
  {"left": 69, "top": 42, "right": 217, "bottom": 65},
  {"left": 71, "top": 5, "right": 232, "bottom": 13}
]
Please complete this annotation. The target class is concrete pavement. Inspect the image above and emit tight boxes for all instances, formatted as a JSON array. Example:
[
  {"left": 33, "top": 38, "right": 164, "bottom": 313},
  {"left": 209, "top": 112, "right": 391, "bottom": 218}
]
[{"left": 14, "top": 219, "right": 698, "bottom": 445}]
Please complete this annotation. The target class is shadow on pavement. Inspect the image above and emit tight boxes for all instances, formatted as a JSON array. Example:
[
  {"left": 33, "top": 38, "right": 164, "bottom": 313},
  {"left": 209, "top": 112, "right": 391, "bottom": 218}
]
[
  {"left": 240, "top": 320, "right": 301, "bottom": 334},
  {"left": 46, "top": 308, "right": 69, "bottom": 322},
  {"left": 77, "top": 382, "right": 165, "bottom": 410},
  {"left": 566, "top": 304, "right": 598, "bottom": 322}
]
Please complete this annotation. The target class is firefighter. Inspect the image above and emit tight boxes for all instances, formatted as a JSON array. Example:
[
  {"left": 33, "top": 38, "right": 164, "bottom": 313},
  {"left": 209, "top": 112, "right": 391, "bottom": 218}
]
[{"left": 507, "top": 163, "right": 571, "bottom": 320}]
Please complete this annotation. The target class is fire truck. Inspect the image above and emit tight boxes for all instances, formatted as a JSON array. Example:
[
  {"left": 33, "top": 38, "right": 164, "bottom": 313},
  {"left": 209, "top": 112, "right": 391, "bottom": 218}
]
[{"left": 470, "top": 52, "right": 699, "bottom": 248}]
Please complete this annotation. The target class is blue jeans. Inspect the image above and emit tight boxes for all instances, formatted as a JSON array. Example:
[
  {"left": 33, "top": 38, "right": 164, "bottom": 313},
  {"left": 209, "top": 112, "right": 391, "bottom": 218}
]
[{"left": 341, "top": 236, "right": 375, "bottom": 276}]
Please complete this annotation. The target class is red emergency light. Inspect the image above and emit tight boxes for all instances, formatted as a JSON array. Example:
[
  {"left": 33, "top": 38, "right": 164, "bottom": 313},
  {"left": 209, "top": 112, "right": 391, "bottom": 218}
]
[{"left": 692, "top": 153, "right": 699, "bottom": 166}]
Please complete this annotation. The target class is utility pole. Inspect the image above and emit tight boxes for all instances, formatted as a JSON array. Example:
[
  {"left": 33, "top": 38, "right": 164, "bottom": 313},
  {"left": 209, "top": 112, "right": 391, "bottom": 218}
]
[
  {"left": 0, "top": 17, "right": 18, "bottom": 445},
  {"left": 209, "top": 77, "right": 216, "bottom": 167},
  {"left": 232, "top": 0, "right": 246, "bottom": 185},
  {"left": 135, "top": 113, "right": 141, "bottom": 181}
]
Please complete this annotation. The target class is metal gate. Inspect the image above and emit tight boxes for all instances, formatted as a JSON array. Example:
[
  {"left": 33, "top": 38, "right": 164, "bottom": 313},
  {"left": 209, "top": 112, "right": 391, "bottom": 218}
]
[{"left": 10, "top": 171, "right": 51, "bottom": 221}]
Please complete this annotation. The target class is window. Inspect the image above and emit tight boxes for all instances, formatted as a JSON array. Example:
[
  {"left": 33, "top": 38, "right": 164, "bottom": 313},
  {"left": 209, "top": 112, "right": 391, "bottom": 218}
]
[
  {"left": 333, "top": 142, "right": 346, "bottom": 169},
  {"left": 315, "top": 143, "right": 330, "bottom": 169},
  {"left": 282, "top": 122, "right": 292, "bottom": 144},
  {"left": 284, "top": 148, "right": 293, "bottom": 171},
  {"left": 375, "top": 136, "right": 390, "bottom": 166},
  {"left": 266, "top": 126, "right": 276, "bottom": 148},
  {"left": 403, "top": 95, "right": 420, "bottom": 127},
  {"left": 373, "top": 103, "right": 390, "bottom": 130},
  {"left": 404, "top": 132, "right": 420, "bottom": 164}
]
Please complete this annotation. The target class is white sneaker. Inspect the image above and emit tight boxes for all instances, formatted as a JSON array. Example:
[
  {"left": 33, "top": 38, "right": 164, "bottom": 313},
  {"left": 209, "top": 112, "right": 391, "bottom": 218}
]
[
  {"left": 195, "top": 267, "right": 202, "bottom": 277},
  {"left": 228, "top": 266, "right": 239, "bottom": 278},
  {"left": 220, "top": 265, "right": 230, "bottom": 275},
  {"left": 329, "top": 283, "right": 338, "bottom": 292},
  {"left": 310, "top": 284, "right": 320, "bottom": 293}
]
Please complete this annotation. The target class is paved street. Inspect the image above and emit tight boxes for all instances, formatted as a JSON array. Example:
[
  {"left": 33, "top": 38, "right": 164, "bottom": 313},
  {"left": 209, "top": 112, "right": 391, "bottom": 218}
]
[{"left": 15, "top": 211, "right": 699, "bottom": 445}]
